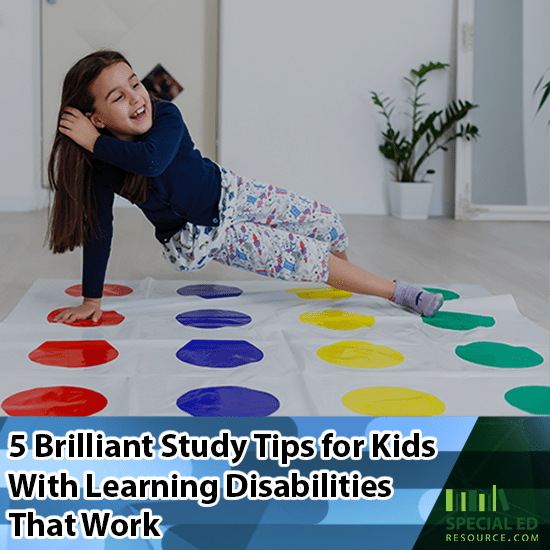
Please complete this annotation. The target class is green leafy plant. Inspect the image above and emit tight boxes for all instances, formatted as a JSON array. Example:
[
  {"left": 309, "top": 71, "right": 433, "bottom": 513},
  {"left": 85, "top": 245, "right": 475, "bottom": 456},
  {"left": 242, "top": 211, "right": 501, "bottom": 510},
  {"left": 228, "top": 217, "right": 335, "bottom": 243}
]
[
  {"left": 534, "top": 70, "right": 549, "bottom": 122},
  {"left": 371, "top": 62, "right": 479, "bottom": 182}
]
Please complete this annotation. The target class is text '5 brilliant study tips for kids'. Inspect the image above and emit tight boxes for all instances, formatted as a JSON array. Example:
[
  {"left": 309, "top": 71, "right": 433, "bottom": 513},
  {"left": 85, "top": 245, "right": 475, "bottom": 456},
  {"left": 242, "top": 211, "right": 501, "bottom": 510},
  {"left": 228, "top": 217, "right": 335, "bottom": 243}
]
[{"left": 4, "top": 429, "right": 438, "bottom": 540}]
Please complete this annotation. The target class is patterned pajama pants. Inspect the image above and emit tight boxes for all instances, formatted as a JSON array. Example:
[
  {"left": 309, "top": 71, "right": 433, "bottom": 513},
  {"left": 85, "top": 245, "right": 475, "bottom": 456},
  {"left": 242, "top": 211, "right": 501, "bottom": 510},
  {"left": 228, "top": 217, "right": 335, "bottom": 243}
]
[
  {"left": 163, "top": 168, "right": 349, "bottom": 283},
  {"left": 213, "top": 170, "right": 348, "bottom": 283}
]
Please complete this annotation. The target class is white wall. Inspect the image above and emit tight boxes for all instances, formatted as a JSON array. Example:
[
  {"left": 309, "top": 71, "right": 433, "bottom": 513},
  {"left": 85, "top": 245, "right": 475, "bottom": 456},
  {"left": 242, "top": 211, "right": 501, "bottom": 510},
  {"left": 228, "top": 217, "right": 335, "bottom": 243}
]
[
  {"left": 219, "top": 0, "right": 456, "bottom": 216},
  {"left": 0, "top": 0, "right": 456, "bottom": 215},
  {"left": 0, "top": 0, "right": 44, "bottom": 211}
]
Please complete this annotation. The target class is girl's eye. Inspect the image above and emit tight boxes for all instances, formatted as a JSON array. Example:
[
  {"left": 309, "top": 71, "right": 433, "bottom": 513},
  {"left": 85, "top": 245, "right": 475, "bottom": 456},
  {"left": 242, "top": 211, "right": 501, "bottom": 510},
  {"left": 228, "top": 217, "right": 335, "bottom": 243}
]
[
  {"left": 114, "top": 95, "right": 122, "bottom": 102},
  {"left": 132, "top": 82, "right": 139, "bottom": 89}
]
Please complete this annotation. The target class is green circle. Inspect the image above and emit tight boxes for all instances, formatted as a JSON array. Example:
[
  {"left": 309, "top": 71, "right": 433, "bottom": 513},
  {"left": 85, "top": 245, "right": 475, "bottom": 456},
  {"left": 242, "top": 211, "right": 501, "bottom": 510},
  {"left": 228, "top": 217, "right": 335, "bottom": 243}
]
[
  {"left": 456, "top": 342, "right": 544, "bottom": 369},
  {"left": 422, "top": 311, "right": 495, "bottom": 331},
  {"left": 505, "top": 386, "right": 550, "bottom": 415},
  {"left": 423, "top": 287, "right": 460, "bottom": 301}
]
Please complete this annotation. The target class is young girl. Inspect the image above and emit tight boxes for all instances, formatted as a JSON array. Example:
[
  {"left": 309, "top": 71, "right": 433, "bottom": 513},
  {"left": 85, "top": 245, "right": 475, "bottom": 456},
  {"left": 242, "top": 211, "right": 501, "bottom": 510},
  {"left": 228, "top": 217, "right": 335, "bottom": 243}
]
[{"left": 48, "top": 50, "right": 443, "bottom": 323}]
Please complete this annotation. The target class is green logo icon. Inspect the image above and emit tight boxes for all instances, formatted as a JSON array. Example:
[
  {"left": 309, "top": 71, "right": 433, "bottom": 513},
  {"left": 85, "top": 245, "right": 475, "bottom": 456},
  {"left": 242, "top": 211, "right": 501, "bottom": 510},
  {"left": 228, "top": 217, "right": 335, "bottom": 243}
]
[{"left": 446, "top": 485, "right": 510, "bottom": 513}]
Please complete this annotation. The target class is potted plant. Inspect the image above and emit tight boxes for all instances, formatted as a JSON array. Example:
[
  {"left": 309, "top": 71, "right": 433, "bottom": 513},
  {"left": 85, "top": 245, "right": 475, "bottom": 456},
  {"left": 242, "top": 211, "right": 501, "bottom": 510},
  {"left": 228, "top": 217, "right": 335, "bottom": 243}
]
[{"left": 371, "top": 62, "right": 479, "bottom": 219}]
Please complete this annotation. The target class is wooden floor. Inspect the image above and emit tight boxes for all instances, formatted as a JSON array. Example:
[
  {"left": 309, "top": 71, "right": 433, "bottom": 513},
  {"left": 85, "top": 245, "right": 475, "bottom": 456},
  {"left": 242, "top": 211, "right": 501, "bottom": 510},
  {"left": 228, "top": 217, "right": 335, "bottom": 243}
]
[{"left": 1, "top": 208, "right": 548, "bottom": 329}]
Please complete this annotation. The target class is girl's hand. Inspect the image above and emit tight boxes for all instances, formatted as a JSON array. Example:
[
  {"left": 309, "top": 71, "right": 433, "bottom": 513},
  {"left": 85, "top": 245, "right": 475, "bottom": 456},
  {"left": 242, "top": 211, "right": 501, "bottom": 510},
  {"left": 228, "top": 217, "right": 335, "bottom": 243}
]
[
  {"left": 59, "top": 107, "right": 100, "bottom": 153},
  {"left": 53, "top": 298, "right": 102, "bottom": 324}
]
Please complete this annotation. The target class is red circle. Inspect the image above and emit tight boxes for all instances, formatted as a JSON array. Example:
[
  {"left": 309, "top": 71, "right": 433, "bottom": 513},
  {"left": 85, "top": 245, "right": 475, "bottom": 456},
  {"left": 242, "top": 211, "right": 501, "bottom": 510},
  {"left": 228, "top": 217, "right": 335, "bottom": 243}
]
[
  {"left": 2, "top": 386, "right": 108, "bottom": 416},
  {"left": 65, "top": 284, "right": 133, "bottom": 297},
  {"left": 28, "top": 340, "right": 119, "bottom": 368},
  {"left": 47, "top": 308, "right": 125, "bottom": 327}
]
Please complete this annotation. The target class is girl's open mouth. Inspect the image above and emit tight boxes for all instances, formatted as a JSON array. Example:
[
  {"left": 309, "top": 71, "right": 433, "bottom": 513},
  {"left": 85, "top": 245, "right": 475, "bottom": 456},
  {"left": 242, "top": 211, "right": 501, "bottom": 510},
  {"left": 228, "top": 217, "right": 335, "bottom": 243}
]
[{"left": 130, "top": 106, "right": 146, "bottom": 120}]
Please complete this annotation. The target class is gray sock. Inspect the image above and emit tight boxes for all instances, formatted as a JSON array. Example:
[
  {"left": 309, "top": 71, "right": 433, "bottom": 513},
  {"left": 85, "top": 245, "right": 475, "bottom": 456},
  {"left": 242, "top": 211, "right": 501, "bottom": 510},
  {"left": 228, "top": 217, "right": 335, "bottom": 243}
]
[{"left": 390, "top": 281, "right": 444, "bottom": 317}]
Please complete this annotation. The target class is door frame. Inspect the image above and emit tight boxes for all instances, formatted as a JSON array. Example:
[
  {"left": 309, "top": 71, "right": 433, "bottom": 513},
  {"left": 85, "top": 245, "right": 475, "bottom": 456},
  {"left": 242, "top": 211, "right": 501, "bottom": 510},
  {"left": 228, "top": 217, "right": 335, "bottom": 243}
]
[{"left": 33, "top": 1, "right": 48, "bottom": 206}]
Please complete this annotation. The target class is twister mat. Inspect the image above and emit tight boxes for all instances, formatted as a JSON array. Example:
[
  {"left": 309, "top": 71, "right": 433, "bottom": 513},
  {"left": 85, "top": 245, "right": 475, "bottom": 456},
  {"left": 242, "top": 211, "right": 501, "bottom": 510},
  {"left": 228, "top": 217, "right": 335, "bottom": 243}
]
[{"left": 0, "top": 279, "right": 548, "bottom": 417}]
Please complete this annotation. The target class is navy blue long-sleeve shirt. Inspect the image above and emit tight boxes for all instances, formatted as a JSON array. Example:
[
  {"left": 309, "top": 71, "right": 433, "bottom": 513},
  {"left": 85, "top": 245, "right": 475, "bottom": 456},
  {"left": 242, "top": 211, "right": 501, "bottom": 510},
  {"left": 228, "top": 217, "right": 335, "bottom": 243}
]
[{"left": 82, "top": 100, "right": 221, "bottom": 298}]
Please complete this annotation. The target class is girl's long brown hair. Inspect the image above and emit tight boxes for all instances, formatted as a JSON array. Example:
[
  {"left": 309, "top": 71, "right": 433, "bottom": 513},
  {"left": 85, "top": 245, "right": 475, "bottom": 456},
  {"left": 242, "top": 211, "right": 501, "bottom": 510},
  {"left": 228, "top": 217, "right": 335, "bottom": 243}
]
[{"left": 47, "top": 50, "right": 148, "bottom": 254}]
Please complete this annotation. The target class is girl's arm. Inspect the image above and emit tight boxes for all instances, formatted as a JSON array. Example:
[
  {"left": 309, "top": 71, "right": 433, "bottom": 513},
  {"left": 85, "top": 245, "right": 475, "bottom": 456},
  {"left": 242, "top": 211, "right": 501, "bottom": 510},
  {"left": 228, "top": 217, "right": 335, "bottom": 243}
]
[
  {"left": 60, "top": 101, "right": 185, "bottom": 176},
  {"left": 51, "top": 167, "right": 116, "bottom": 324},
  {"left": 92, "top": 101, "right": 185, "bottom": 176}
]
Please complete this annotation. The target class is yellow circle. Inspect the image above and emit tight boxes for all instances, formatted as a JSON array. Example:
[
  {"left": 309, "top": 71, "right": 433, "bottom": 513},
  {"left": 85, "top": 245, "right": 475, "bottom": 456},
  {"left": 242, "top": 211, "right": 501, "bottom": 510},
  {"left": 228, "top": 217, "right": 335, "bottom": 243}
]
[
  {"left": 300, "top": 310, "right": 375, "bottom": 331},
  {"left": 287, "top": 286, "right": 353, "bottom": 300},
  {"left": 342, "top": 387, "right": 446, "bottom": 416},
  {"left": 317, "top": 341, "right": 404, "bottom": 368}
]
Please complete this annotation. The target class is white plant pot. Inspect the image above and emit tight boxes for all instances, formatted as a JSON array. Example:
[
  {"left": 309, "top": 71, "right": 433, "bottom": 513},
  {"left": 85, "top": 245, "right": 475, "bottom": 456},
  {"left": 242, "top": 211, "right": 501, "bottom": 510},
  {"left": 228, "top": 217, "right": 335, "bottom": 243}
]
[{"left": 389, "top": 181, "right": 434, "bottom": 220}]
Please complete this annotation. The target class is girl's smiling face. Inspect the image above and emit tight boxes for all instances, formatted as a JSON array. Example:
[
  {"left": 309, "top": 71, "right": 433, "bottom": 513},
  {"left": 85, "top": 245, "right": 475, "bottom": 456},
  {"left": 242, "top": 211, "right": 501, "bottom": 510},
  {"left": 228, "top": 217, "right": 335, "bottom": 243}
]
[{"left": 88, "top": 62, "right": 153, "bottom": 141}]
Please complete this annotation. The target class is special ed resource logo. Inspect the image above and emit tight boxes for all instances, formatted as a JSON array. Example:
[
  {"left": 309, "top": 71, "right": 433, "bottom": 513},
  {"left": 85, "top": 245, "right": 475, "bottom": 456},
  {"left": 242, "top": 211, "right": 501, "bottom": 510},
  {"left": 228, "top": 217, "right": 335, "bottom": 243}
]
[{"left": 444, "top": 485, "right": 539, "bottom": 545}]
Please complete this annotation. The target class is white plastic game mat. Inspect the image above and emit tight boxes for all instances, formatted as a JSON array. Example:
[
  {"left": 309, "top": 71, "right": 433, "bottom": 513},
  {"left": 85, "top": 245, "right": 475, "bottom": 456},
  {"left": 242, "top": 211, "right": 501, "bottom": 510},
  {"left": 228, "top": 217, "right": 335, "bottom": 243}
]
[{"left": 0, "top": 279, "right": 548, "bottom": 416}]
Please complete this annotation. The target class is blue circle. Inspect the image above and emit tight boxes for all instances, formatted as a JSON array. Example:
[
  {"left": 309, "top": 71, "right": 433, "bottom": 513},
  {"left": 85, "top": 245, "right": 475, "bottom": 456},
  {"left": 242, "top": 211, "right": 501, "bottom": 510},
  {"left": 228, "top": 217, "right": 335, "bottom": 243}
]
[
  {"left": 176, "top": 309, "right": 252, "bottom": 329},
  {"left": 176, "top": 339, "right": 264, "bottom": 368},
  {"left": 177, "top": 284, "right": 243, "bottom": 299},
  {"left": 177, "top": 386, "right": 280, "bottom": 417}
]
